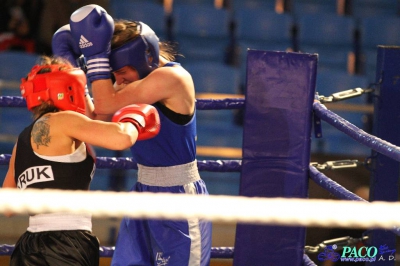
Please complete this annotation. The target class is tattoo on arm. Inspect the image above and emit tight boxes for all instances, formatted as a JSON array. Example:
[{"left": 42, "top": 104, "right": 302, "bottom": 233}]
[{"left": 31, "top": 116, "right": 51, "bottom": 149}]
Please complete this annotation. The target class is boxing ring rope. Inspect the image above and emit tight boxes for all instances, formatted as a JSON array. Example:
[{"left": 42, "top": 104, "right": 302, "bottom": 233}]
[
  {"left": 1, "top": 48, "right": 400, "bottom": 265},
  {"left": 0, "top": 94, "right": 377, "bottom": 266},
  {"left": 0, "top": 94, "right": 397, "bottom": 263},
  {"left": 313, "top": 101, "right": 400, "bottom": 162},
  {"left": 0, "top": 95, "right": 246, "bottom": 110},
  {"left": 309, "top": 166, "right": 367, "bottom": 202},
  {"left": 1, "top": 188, "right": 400, "bottom": 228}
]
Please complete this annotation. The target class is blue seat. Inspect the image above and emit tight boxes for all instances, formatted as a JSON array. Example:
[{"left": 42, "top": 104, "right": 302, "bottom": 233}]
[
  {"left": 110, "top": 1, "right": 168, "bottom": 40},
  {"left": 312, "top": 69, "right": 372, "bottom": 156},
  {"left": 184, "top": 61, "right": 241, "bottom": 94},
  {"left": 0, "top": 52, "right": 42, "bottom": 139},
  {"left": 350, "top": 0, "right": 399, "bottom": 18},
  {"left": 235, "top": 8, "right": 294, "bottom": 82},
  {"left": 360, "top": 50, "right": 379, "bottom": 83},
  {"left": 171, "top": 4, "right": 231, "bottom": 64},
  {"left": 0, "top": 51, "right": 40, "bottom": 81},
  {"left": 189, "top": 63, "right": 244, "bottom": 159},
  {"left": 311, "top": 127, "right": 371, "bottom": 156},
  {"left": 359, "top": 16, "right": 400, "bottom": 82},
  {"left": 184, "top": 61, "right": 241, "bottom": 123},
  {"left": 0, "top": 108, "right": 32, "bottom": 136},
  {"left": 0, "top": 52, "right": 37, "bottom": 137},
  {"left": 316, "top": 69, "right": 370, "bottom": 104},
  {"left": 292, "top": 0, "right": 339, "bottom": 15},
  {"left": 172, "top": 0, "right": 215, "bottom": 7},
  {"left": 196, "top": 120, "right": 243, "bottom": 148},
  {"left": 231, "top": 0, "right": 277, "bottom": 11},
  {"left": 0, "top": 51, "right": 40, "bottom": 97},
  {"left": 297, "top": 13, "right": 356, "bottom": 71},
  {"left": 235, "top": 9, "right": 294, "bottom": 51}
]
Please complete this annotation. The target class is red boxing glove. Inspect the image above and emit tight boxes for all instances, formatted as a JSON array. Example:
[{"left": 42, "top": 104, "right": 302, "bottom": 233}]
[{"left": 112, "top": 104, "right": 160, "bottom": 140}]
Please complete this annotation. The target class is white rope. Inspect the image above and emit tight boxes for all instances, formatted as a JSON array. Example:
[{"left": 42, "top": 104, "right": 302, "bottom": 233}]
[{"left": 1, "top": 188, "right": 400, "bottom": 229}]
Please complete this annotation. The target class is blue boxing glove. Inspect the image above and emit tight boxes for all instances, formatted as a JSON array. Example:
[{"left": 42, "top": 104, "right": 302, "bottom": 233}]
[
  {"left": 70, "top": 4, "right": 114, "bottom": 83},
  {"left": 52, "top": 24, "right": 82, "bottom": 68}
]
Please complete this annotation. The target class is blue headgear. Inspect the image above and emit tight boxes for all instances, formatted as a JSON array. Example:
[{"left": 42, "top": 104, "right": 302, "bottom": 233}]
[{"left": 109, "top": 22, "right": 159, "bottom": 79}]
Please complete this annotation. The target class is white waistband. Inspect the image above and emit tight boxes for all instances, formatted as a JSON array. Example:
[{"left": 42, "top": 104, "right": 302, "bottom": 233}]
[
  {"left": 27, "top": 213, "right": 92, "bottom": 232},
  {"left": 138, "top": 160, "right": 201, "bottom": 186}
]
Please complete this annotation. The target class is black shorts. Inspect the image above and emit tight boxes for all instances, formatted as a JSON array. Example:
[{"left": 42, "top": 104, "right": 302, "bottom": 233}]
[{"left": 10, "top": 230, "right": 99, "bottom": 266}]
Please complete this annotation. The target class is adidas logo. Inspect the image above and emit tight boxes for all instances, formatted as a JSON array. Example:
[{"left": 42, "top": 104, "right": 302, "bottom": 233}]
[{"left": 79, "top": 35, "right": 93, "bottom": 49}]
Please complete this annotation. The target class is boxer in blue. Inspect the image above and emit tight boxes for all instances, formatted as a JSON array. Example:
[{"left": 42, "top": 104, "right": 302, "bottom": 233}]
[
  {"left": 58, "top": 4, "right": 212, "bottom": 266},
  {"left": 2, "top": 55, "right": 160, "bottom": 266}
]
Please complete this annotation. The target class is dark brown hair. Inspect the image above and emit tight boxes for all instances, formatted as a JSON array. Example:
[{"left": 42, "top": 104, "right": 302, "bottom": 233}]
[{"left": 111, "top": 20, "right": 181, "bottom": 62}]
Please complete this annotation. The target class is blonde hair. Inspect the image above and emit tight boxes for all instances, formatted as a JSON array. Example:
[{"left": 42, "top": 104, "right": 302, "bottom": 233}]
[{"left": 111, "top": 20, "right": 180, "bottom": 62}]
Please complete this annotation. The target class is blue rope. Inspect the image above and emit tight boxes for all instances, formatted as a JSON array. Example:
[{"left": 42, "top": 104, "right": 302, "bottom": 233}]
[
  {"left": 310, "top": 165, "right": 400, "bottom": 237},
  {"left": 0, "top": 155, "right": 242, "bottom": 172},
  {"left": 313, "top": 102, "right": 400, "bottom": 162},
  {"left": 0, "top": 96, "right": 245, "bottom": 110},
  {"left": 309, "top": 166, "right": 367, "bottom": 201},
  {"left": 0, "top": 244, "right": 234, "bottom": 258},
  {"left": 0, "top": 243, "right": 314, "bottom": 264}
]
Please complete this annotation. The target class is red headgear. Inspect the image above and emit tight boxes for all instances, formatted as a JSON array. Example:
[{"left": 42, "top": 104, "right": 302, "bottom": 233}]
[{"left": 20, "top": 64, "right": 87, "bottom": 114}]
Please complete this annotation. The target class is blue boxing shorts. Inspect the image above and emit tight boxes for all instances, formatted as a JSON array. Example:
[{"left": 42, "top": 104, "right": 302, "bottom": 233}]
[{"left": 111, "top": 161, "right": 212, "bottom": 266}]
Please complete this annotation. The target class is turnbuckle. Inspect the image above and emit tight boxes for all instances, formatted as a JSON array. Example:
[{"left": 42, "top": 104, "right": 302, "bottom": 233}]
[
  {"left": 305, "top": 236, "right": 369, "bottom": 254},
  {"left": 318, "top": 88, "right": 366, "bottom": 103},
  {"left": 310, "top": 160, "right": 359, "bottom": 170}
]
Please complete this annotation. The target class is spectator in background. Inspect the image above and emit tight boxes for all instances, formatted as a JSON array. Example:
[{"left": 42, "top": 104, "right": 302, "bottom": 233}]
[
  {"left": 0, "top": 0, "right": 44, "bottom": 53},
  {"left": 37, "top": 0, "right": 110, "bottom": 55},
  {"left": 0, "top": 0, "right": 110, "bottom": 55}
]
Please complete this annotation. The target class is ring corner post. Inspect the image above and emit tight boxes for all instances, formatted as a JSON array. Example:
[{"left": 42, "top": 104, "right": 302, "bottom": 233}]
[
  {"left": 233, "top": 50, "right": 317, "bottom": 265},
  {"left": 368, "top": 45, "right": 400, "bottom": 266}
]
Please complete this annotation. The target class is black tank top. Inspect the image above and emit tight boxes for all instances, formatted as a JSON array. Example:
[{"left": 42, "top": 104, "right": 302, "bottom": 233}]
[{"left": 14, "top": 120, "right": 95, "bottom": 190}]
